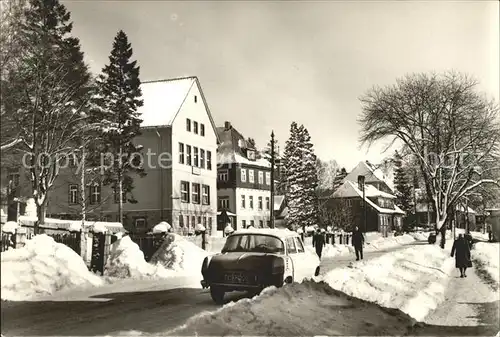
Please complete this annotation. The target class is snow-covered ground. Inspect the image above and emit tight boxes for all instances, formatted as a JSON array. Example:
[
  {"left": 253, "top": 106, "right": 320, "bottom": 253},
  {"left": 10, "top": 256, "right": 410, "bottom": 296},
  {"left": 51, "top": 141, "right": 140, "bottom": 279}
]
[
  {"left": 322, "top": 241, "right": 455, "bottom": 321},
  {"left": 304, "top": 232, "right": 420, "bottom": 258},
  {"left": 1, "top": 235, "right": 104, "bottom": 301},
  {"left": 472, "top": 242, "right": 499, "bottom": 285}
]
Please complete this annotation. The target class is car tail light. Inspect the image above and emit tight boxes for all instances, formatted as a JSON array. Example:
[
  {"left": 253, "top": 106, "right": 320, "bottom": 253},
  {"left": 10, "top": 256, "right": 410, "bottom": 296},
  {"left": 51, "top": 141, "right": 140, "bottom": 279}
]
[{"left": 271, "top": 256, "right": 284, "bottom": 274}]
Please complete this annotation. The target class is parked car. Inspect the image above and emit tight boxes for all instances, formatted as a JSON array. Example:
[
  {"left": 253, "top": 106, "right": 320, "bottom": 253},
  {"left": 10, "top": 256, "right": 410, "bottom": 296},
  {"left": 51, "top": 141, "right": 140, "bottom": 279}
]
[{"left": 200, "top": 228, "right": 321, "bottom": 304}]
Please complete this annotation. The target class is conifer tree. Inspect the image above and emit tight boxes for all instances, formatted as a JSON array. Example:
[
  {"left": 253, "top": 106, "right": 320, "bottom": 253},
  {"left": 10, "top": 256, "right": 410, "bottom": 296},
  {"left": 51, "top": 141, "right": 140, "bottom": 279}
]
[
  {"left": 299, "top": 125, "right": 320, "bottom": 228},
  {"left": 333, "top": 167, "right": 347, "bottom": 190},
  {"left": 393, "top": 150, "right": 414, "bottom": 227},
  {"left": 2, "top": 0, "right": 93, "bottom": 233},
  {"left": 93, "top": 30, "right": 145, "bottom": 223}
]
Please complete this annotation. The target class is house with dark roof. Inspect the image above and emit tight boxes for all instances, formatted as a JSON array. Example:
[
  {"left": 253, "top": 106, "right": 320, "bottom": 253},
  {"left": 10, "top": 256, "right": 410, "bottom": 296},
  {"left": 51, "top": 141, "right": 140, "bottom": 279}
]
[
  {"left": 44, "top": 76, "right": 220, "bottom": 234},
  {"left": 216, "top": 121, "right": 272, "bottom": 231},
  {"left": 320, "top": 161, "right": 404, "bottom": 235}
]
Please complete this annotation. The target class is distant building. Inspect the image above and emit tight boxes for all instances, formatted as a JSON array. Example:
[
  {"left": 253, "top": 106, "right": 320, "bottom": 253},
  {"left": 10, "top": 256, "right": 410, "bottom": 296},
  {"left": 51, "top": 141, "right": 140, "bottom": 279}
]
[
  {"left": 216, "top": 121, "right": 272, "bottom": 232},
  {"left": 321, "top": 161, "right": 404, "bottom": 235},
  {"left": 45, "top": 76, "right": 219, "bottom": 234}
]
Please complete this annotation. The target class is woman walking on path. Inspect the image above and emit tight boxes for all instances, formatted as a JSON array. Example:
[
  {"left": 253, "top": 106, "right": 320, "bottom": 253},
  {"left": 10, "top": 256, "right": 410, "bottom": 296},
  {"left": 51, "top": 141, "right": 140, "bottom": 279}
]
[{"left": 451, "top": 234, "right": 472, "bottom": 278}]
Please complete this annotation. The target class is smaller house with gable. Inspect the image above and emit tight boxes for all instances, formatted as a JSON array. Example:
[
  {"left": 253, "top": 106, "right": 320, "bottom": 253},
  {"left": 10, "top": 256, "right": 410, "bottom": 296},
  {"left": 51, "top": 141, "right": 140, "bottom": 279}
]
[{"left": 320, "top": 161, "right": 404, "bottom": 235}]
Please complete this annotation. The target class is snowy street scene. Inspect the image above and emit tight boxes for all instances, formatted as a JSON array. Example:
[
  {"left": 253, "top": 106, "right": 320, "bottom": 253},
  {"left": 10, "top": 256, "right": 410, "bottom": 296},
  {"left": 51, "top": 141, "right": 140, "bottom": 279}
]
[{"left": 1, "top": 0, "right": 499, "bottom": 336}]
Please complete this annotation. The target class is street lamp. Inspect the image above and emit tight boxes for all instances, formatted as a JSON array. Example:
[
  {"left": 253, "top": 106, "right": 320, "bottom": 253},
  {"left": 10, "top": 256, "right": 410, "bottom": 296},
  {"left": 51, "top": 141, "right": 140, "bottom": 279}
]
[{"left": 270, "top": 131, "right": 275, "bottom": 229}]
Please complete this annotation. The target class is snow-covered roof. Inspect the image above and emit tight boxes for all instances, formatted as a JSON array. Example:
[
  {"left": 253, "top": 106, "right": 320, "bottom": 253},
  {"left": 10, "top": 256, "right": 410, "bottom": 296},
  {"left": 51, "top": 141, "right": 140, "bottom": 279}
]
[
  {"left": 416, "top": 203, "right": 477, "bottom": 214},
  {"left": 233, "top": 228, "right": 295, "bottom": 238},
  {"left": 139, "top": 77, "right": 196, "bottom": 127},
  {"left": 332, "top": 181, "right": 405, "bottom": 215},
  {"left": 343, "top": 161, "right": 394, "bottom": 193},
  {"left": 274, "top": 195, "right": 285, "bottom": 211},
  {"left": 17, "top": 216, "right": 124, "bottom": 232},
  {"left": 217, "top": 152, "right": 271, "bottom": 168}
]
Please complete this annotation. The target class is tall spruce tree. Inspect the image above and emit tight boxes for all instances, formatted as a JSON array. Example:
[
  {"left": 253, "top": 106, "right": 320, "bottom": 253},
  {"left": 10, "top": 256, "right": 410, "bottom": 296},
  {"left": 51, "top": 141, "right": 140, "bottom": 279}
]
[
  {"left": 393, "top": 150, "right": 413, "bottom": 225},
  {"left": 298, "top": 125, "right": 320, "bottom": 228},
  {"left": 283, "top": 122, "right": 301, "bottom": 229},
  {"left": 2, "top": 0, "right": 93, "bottom": 233},
  {"left": 94, "top": 30, "right": 145, "bottom": 223}
]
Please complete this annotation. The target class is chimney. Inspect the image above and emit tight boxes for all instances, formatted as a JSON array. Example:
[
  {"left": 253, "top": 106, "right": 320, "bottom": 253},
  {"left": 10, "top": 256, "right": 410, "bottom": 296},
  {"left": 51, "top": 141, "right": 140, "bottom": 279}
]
[{"left": 224, "top": 121, "right": 232, "bottom": 130}]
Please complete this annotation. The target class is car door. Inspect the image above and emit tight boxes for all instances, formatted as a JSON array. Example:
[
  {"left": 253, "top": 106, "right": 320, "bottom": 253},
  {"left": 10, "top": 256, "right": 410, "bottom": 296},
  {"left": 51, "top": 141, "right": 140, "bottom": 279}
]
[
  {"left": 294, "top": 236, "right": 316, "bottom": 278},
  {"left": 285, "top": 236, "right": 303, "bottom": 282}
]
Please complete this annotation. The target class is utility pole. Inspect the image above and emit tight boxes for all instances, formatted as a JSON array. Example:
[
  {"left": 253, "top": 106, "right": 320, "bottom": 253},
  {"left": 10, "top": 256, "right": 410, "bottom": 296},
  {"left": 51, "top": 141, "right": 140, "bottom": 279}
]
[
  {"left": 270, "top": 131, "right": 275, "bottom": 228},
  {"left": 358, "top": 175, "right": 366, "bottom": 233}
]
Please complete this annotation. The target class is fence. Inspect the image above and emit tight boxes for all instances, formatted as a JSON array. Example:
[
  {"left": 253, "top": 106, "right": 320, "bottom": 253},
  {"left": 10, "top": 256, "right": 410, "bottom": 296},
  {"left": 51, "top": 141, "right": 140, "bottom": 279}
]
[{"left": 128, "top": 233, "right": 166, "bottom": 262}]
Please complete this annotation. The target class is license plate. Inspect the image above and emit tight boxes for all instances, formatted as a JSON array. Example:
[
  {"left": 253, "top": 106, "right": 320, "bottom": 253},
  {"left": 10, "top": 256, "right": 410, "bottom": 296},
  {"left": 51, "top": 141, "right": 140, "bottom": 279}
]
[{"left": 224, "top": 272, "right": 247, "bottom": 284}]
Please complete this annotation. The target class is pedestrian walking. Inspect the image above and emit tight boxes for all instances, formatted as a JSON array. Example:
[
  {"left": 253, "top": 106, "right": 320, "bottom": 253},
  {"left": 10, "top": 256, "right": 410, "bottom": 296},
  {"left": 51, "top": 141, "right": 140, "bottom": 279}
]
[
  {"left": 312, "top": 228, "right": 326, "bottom": 259},
  {"left": 488, "top": 225, "right": 493, "bottom": 242},
  {"left": 352, "top": 226, "right": 365, "bottom": 261},
  {"left": 451, "top": 233, "right": 472, "bottom": 278}
]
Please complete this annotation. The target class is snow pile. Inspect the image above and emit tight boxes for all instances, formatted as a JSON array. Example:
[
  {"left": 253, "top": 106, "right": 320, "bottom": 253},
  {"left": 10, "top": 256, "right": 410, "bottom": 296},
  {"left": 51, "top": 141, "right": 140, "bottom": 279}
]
[
  {"left": 156, "top": 281, "right": 416, "bottom": 336},
  {"left": 152, "top": 222, "right": 171, "bottom": 233},
  {"left": 2, "top": 221, "right": 19, "bottom": 234},
  {"left": 150, "top": 233, "right": 209, "bottom": 276},
  {"left": 306, "top": 243, "right": 352, "bottom": 257},
  {"left": 407, "top": 232, "right": 429, "bottom": 241},
  {"left": 322, "top": 243, "right": 455, "bottom": 321},
  {"left": 366, "top": 234, "right": 416, "bottom": 250},
  {"left": 473, "top": 242, "right": 499, "bottom": 285},
  {"left": 1, "top": 234, "right": 103, "bottom": 301},
  {"left": 471, "top": 231, "right": 489, "bottom": 241},
  {"left": 104, "top": 236, "right": 172, "bottom": 279}
]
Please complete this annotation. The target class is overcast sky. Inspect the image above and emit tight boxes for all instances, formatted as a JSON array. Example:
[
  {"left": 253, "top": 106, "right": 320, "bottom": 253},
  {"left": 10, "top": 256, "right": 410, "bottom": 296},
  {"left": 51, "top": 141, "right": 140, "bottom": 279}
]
[{"left": 64, "top": 0, "right": 499, "bottom": 171}]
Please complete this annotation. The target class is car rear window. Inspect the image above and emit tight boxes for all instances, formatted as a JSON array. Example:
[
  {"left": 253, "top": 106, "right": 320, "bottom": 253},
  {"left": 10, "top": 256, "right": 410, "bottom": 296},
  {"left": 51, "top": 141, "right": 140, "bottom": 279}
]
[{"left": 222, "top": 234, "right": 284, "bottom": 254}]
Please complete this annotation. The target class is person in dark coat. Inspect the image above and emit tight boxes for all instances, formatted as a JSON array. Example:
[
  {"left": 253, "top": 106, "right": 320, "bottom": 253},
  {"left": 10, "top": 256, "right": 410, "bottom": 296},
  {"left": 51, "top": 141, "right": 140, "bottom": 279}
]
[
  {"left": 451, "top": 234, "right": 472, "bottom": 278},
  {"left": 352, "top": 226, "right": 365, "bottom": 261},
  {"left": 312, "top": 228, "right": 326, "bottom": 259}
]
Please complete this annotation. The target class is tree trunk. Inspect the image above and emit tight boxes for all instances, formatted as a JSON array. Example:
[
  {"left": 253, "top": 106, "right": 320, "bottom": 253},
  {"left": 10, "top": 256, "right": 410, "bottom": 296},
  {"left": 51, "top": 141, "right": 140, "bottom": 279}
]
[
  {"left": 118, "top": 145, "right": 123, "bottom": 225},
  {"left": 439, "top": 223, "right": 446, "bottom": 249},
  {"left": 34, "top": 200, "right": 47, "bottom": 235}
]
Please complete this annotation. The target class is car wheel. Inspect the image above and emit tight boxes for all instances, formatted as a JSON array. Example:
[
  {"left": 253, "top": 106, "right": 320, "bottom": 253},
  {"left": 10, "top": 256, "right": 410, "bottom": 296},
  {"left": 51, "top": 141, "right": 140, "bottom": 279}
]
[
  {"left": 314, "top": 266, "right": 320, "bottom": 276},
  {"left": 210, "top": 286, "right": 225, "bottom": 304}
]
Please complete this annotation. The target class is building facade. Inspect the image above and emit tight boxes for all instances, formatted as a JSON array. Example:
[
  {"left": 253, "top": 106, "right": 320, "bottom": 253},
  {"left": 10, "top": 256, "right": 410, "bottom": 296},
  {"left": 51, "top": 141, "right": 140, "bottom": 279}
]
[
  {"left": 44, "top": 76, "right": 219, "bottom": 234},
  {"left": 216, "top": 122, "right": 272, "bottom": 232}
]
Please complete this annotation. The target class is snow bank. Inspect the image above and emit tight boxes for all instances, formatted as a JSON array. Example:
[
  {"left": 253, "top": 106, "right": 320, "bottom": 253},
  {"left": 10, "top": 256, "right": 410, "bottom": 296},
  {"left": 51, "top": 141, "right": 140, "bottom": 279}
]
[
  {"left": 471, "top": 231, "right": 489, "bottom": 241},
  {"left": 407, "top": 232, "right": 429, "bottom": 241},
  {"left": 152, "top": 222, "right": 171, "bottom": 234},
  {"left": 2, "top": 221, "right": 20, "bottom": 234},
  {"left": 473, "top": 242, "right": 499, "bottom": 286},
  {"left": 157, "top": 281, "right": 416, "bottom": 336},
  {"left": 150, "top": 234, "right": 209, "bottom": 276},
  {"left": 1, "top": 234, "right": 103, "bottom": 301},
  {"left": 104, "top": 236, "right": 172, "bottom": 279},
  {"left": 322, "top": 242, "right": 455, "bottom": 321},
  {"left": 366, "top": 234, "right": 416, "bottom": 250}
]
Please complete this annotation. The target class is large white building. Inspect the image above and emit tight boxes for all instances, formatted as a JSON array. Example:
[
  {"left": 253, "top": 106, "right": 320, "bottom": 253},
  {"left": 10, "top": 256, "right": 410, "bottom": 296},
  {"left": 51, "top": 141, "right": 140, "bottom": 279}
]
[{"left": 216, "top": 122, "right": 272, "bottom": 232}]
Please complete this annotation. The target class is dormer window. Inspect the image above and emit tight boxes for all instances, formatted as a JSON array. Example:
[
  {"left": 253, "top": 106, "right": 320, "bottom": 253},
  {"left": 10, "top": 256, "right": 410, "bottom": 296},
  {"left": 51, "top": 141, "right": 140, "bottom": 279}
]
[{"left": 247, "top": 150, "right": 256, "bottom": 161}]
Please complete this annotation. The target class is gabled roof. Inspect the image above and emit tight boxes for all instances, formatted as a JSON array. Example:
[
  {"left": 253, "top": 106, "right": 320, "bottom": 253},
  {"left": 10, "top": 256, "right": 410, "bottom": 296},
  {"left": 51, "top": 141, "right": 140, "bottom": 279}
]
[
  {"left": 332, "top": 181, "right": 404, "bottom": 215},
  {"left": 343, "top": 161, "right": 394, "bottom": 193},
  {"left": 274, "top": 195, "right": 285, "bottom": 212},
  {"left": 138, "top": 76, "right": 220, "bottom": 143}
]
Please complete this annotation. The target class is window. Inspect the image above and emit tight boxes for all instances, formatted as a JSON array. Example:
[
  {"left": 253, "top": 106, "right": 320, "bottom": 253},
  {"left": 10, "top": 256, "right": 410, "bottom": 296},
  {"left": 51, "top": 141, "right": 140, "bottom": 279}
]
[
  {"left": 249, "top": 196, "right": 254, "bottom": 209},
  {"left": 200, "top": 149, "right": 205, "bottom": 169},
  {"left": 186, "top": 215, "right": 190, "bottom": 228},
  {"left": 250, "top": 220, "right": 255, "bottom": 227},
  {"left": 266, "top": 197, "right": 270, "bottom": 210},
  {"left": 186, "top": 118, "right": 191, "bottom": 131},
  {"left": 207, "top": 151, "right": 212, "bottom": 170},
  {"left": 265, "top": 172, "right": 271, "bottom": 185},
  {"left": 241, "top": 195, "right": 246, "bottom": 208},
  {"left": 68, "top": 184, "right": 78, "bottom": 204},
  {"left": 258, "top": 196, "right": 263, "bottom": 210},
  {"left": 192, "top": 215, "right": 196, "bottom": 227},
  {"left": 218, "top": 197, "right": 230, "bottom": 209},
  {"left": 179, "top": 215, "right": 184, "bottom": 227},
  {"left": 7, "top": 173, "right": 19, "bottom": 187},
  {"left": 222, "top": 234, "right": 284, "bottom": 254},
  {"left": 114, "top": 187, "right": 126, "bottom": 203},
  {"left": 186, "top": 145, "right": 192, "bottom": 165},
  {"left": 135, "top": 218, "right": 147, "bottom": 229},
  {"left": 241, "top": 169, "right": 247, "bottom": 182},
  {"left": 192, "top": 183, "right": 200, "bottom": 204},
  {"left": 286, "top": 237, "right": 297, "bottom": 254},
  {"left": 258, "top": 171, "right": 264, "bottom": 184},
  {"left": 197, "top": 216, "right": 202, "bottom": 224},
  {"left": 179, "top": 143, "right": 185, "bottom": 164},
  {"left": 202, "top": 185, "right": 210, "bottom": 205},
  {"left": 249, "top": 169, "right": 254, "bottom": 183},
  {"left": 193, "top": 147, "right": 199, "bottom": 167},
  {"left": 218, "top": 169, "right": 228, "bottom": 181},
  {"left": 208, "top": 217, "right": 212, "bottom": 232},
  {"left": 294, "top": 237, "right": 305, "bottom": 253},
  {"left": 247, "top": 150, "right": 256, "bottom": 160},
  {"left": 193, "top": 121, "right": 198, "bottom": 134},
  {"left": 267, "top": 220, "right": 271, "bottom": 227},
  {"left": 259, "top": 220, "right": 263, "bottom": 228},
  {"left": 68, "top": 153, "right": 76, "bottom": 167},
  {"left": 200, "top": 123, "right": 205, "bottom": 136},
  {"left": 181, "top": 181, "right": 190, "bottom": 203},
  {"left": 194, "top": 95, "right": 198, "bottom": 103},
  {"left": 242, "top": 220, "right": 247, "bottom": 228},
  {"left": 89, "top": 184, "right": 101, "bottom": 205}
]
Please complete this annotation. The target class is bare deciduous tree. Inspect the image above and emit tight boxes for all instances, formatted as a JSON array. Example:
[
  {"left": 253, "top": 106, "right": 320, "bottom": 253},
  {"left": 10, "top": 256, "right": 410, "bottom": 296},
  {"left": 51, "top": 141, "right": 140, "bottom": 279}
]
[{"left": 359, "top": 71, "right": 500, "bottom": 247}]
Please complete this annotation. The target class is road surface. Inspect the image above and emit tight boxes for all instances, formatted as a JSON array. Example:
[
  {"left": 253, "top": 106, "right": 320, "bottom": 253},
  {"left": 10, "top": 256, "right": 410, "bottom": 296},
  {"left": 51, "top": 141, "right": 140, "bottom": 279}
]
[{"left": 1, "top": 242, "right": 420, "bottom": 336}]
